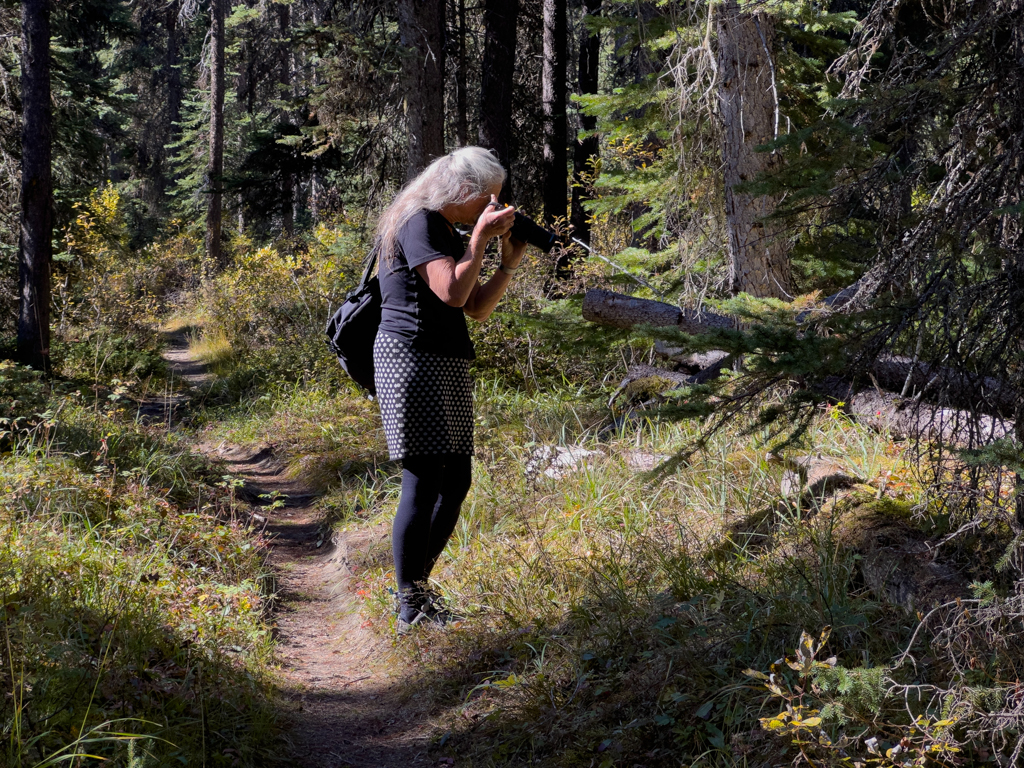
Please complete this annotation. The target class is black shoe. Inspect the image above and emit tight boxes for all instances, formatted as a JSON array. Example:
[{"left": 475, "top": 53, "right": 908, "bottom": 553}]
[{"left": 395, "top": 587, "right": 460, "bottom": 635}]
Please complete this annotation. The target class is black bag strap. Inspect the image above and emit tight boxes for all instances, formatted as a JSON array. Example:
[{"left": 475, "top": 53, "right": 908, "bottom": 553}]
[{"left": 358, "top": 244, "right": 379, "bottom": 289}]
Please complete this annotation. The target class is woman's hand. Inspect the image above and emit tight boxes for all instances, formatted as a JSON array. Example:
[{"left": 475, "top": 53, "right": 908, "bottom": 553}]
[
  {"left": 472, "top": 196, "right": 515, "bottom": 242},
  {"left": 500, "top": 232, "right": 528, "bottom": 271}
]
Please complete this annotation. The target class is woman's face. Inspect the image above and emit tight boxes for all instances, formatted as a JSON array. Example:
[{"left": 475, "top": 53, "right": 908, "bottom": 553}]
[{"left": 463, "top": 184, "right": 503, "bottom": 223}]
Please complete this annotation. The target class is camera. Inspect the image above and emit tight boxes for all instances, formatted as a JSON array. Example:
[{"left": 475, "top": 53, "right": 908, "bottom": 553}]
[
  {"left": 487, "top": 200, "right": 559, "bottom": 253},
  {"left": 510, "top": 212, "right": 559, "bottom": 253}
]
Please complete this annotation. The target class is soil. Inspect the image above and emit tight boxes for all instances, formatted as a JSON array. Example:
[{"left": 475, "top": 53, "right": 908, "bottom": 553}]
[{"left": 155, "top": 331, "right": 443, "bottom": 768}]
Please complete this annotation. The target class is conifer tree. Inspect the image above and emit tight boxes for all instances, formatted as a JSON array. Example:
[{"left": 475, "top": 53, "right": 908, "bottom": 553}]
[
  {"left": 206, "top": 0, "right": 226, "bottom": 272},
  {"left": 454, "top": 0, "right": 469, "bottom": 147},
  {"left": 717, "top": 0, "right": 790, "bottom": 300},
  {"left": 398, "top": 0, "right": 446, "bottom": 176},
  {"left": 17, "top": 0, "right": 52, "bottom": 372},
  {"left": 564, "top": 0, "right": 600, "bottom": 272},
  {"left": 479, "top": 0, "right": 518, "bottom": 197},
  {"left": 278, "top": 0, "right": 294, "bottom": 235},
  {"left": 541, "top": 0, "right": 567, "bottom": 226}
]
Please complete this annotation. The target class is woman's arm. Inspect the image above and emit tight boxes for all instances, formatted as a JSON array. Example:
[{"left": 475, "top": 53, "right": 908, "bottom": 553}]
[
  {"left": 463, "top": 235, "right": 528, "bottom": 321},
  {"left": 416, "top": 201, "right": 513, "bottom": 307}
]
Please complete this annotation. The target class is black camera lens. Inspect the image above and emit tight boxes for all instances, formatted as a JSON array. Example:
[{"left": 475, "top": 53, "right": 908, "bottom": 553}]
[{"left": 510, "top": 212, "right": 559, "bottom": 253}]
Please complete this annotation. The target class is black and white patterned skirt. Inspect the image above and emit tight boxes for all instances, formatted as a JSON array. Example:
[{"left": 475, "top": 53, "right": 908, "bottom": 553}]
[{"left": 373, "top": 333, "right": 474, "bottom": 460}]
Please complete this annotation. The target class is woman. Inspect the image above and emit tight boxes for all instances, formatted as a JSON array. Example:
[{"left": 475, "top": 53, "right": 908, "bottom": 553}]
[{"left": 373, "top": 147, "right": 527, "bottom": 633}]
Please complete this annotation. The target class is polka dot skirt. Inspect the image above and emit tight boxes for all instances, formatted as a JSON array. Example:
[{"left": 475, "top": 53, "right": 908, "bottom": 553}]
[{"left": 373, "top": 333, "right": 474, "bottom": 460}]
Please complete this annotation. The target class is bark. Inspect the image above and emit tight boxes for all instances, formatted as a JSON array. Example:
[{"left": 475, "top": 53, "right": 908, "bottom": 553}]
[
  {"left": 823, "top": 379, "right": 1016, "bottom": 448},
  {"left": 870, "top": 355, "right": 1018, "bottom": 419},
  {"left": 398, "top": 0, "right": 446, "bottom": 177},
  {"left": 567, "top": 0, "right": 601, "bottom": 260},
  {"left": 205, "top": 0, "right": 226, "bottom": 274},
  {"left": 17, "top": 0, "right": 52, "bottom": 372},
  {"left": 166, "top": 1, "right": 182, "bottom": 184},
  {"left": 585, "top": 277, "right": 875, "bottom": 335},
  {"left": 717, "top": 0, "right": 791, "bottom": 299},
  {"left": 1017, "top": 398, "right": 1024, "bottom": 529},
  {"left": 582, "top": 288, "right": 733, "bottom": 332},
  {"left": 279, "top": 1, "right": 294, "bottom": 236},
  {"left": 542, "top": 0, "right": 567, "bottom": 226},
  {"left": 479, "top": 0, "right": 518, "bottom": 199},
  {"left": 455, "top": 0, "right": 468, "bottom": 147}
]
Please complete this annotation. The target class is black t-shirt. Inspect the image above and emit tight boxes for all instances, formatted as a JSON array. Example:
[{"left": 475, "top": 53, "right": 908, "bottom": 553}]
[{"left": 378, "top": 209, "right": 475, "bottom": 360}]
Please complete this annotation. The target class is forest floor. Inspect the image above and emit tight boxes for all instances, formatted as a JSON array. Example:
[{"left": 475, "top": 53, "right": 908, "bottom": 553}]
[{"left": 158, "top": 331, "right": 442, "bottom": 768}]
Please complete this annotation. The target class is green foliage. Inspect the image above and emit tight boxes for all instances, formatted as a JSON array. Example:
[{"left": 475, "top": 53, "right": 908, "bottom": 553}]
[
  {"left": 0, "top": 362, "right": 52, "bottom": 445},
  {"left": 1, "top": 407, "right": 275, "bottom": 766},
  {"left": 183, "top": 217, "right": 371, "bottom": 397}
]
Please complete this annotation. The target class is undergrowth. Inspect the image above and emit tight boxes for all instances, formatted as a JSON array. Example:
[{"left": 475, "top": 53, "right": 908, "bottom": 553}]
[
  {"left": 209, "top": 362, "right": 1023, "bottom": 766},
  {"left": 1, "top": 394, "right": 276, "bottom": 765},
  {"left": 9, "top": 184, "right": 1020, "bottom": 766}
]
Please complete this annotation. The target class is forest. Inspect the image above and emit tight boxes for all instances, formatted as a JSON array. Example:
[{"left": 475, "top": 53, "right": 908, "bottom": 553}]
[{"left": 1, "top": 0, "right": 1023, "bottom": 765}]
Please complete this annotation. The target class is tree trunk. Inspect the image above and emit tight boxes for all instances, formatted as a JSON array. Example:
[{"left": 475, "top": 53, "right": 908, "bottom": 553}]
[
  {"left": 18, "top": 0, "right": 52, "bottom": 372},
  {"left": 398, "top": 0, "right": 446, "bottom": 177},
  {"left": 828, "top": 381, "right": 1016, "bottom": 448},
  {"left": 582, "top": 288, "right": 733, "bottom": 332},
  {"left": 542, "top": 0, "right": 567, "bottom": 226},
  {"left": 205, "top": 0, "right": 226, "bottom": 274},
  {"left": 584, "top": 287, "right": 1021, "bottom": 418},
  {"left": 455, "top": 0, "right": 468, "bottom": 147},
  {"left": 279, "top": 0, "right": 294, "bottom": 236},
  {"left": 566, "top": 0, "right": 600, "bottom": 264},
  {"left": 1016, "top": 400, "right": 1024, "bottom": 530},
  {"left": 479, "top": 0, "right": 518, "bottom": 199},
  {"left": 165, "top": 0, "right": 182, "bottom": 195},
  {"left": 717, "top": 0, "right": 791, "bottom": 299}
]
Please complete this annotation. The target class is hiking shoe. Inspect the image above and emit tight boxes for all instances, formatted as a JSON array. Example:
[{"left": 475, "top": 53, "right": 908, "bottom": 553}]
[
  {"left": 419, "top": 588, "right": 462, "bottom": 624},
  {"left": 395, "top": 587, "right": 461, "bottom": 635}
]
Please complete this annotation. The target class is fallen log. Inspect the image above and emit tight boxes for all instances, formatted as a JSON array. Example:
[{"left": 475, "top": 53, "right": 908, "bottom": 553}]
[
  {"left": 584, "top": 288, "right": 1020, "bottom": 419},
  {"left": 584, "top": 272, "right": 876, "bottom": 334},
  {"left": 582, "top": 289, "right": 733, "bottom": 333},
  {"left": 825, "top": 379, "right": 1016, "bottom": 447},
  {"left": 870, "top": 355, "right": 1018, "bottom": 418},
  {"left": 611, "top": 366, "right": 1016, "bottom": 448}
]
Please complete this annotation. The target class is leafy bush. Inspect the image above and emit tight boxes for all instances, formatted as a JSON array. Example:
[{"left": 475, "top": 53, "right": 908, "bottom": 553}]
[
  {"left": 54, "top": 189, "right": 202, "bottom": 386},
  {"left": 0, "top": 361, "right": 51, "bottom": 443},
  {"left": 189, "top": 218, "right": 369, "bottom": 394}
]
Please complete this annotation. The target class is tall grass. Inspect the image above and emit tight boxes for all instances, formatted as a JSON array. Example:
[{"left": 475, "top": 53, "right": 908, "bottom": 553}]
[{"left": 0, "top": 406, "right": 277, "bottom": 766}]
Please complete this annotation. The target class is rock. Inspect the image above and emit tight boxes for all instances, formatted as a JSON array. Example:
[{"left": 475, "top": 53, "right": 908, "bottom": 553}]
[
  {"left": 526, "top": 445, "right": 605, "bottom": 480},
  {"left": 834, "top": 499, "right": 969, "bottom": 610},
  {"left": 777, "top": 454, "right": 863, "bottom": 500},
  {"left": 623, "top": 450, "right": 671, "bottom": 472}
]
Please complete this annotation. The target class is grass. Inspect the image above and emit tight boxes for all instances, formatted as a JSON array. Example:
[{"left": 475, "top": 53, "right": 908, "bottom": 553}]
[
  {"left": 0, "top": 400, "right": 277, "bottom": 767},
  {"left": 199, "top": 360, "right": 950, "bottom": 765},
  {"left": 22, "top": 209, "right": 1020, "bottom": 765},
  {"left": 187, "top": 328, "right": 235, "bottom": 375}
]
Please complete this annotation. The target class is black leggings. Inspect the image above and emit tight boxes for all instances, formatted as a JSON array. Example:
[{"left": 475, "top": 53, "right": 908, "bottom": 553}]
[{"left": 393, "top": 453, "right": 472, "bottom": 593}]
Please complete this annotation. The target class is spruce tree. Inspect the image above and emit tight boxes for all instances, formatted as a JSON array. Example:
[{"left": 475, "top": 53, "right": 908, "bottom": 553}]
[
  {"left": 206, "top": 0, "right": 225, "bottom": 272},
  {"left": 17, "top": 0, "right": 52, "bottom": 371},
  {"left": 479, "top": 0, "right": 519, "bottom": 197}
]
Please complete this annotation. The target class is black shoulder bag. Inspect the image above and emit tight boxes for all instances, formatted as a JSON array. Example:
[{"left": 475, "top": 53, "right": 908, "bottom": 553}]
[{"left": 325, "top": 248, "right": 381, "bottom": 395}]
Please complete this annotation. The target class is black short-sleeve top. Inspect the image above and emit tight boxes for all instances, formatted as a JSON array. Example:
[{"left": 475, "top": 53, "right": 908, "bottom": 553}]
[{"left": 378, "top": 209, "right": 475, "bottom": 360}]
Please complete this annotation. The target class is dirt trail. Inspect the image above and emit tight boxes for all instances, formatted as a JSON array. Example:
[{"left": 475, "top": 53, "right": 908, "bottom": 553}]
[{"left": 156, "top": 331, "right": 439, "bottom": 768}]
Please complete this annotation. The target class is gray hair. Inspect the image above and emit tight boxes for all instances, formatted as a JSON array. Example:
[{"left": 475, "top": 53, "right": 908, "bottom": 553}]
[{"left": 376, "top": 147, "right": 506, "bottom": 265}]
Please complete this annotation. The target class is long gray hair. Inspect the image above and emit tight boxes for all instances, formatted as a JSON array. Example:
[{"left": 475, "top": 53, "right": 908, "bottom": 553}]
[{"left": 376, "top": 147, "right": 506, "bottom": 265}]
